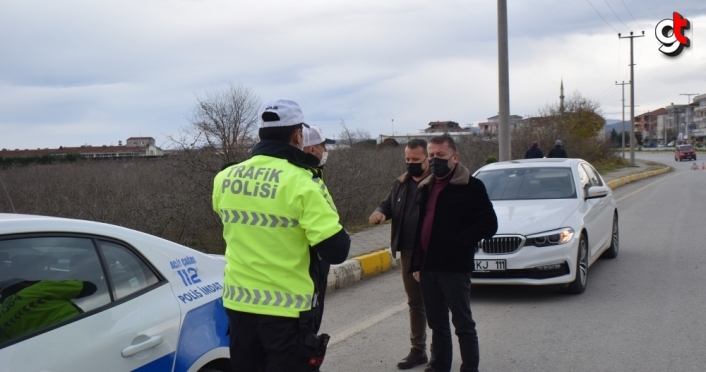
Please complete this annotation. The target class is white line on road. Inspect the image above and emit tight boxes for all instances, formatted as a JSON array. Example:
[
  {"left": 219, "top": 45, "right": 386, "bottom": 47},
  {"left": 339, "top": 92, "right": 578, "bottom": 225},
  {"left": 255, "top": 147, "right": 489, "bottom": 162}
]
[
  {"left": 328, "top": 301, "right": 408, "bottom": 346},
  {"left": 615, "top": 172, "right": 681, "bottom": 203}
]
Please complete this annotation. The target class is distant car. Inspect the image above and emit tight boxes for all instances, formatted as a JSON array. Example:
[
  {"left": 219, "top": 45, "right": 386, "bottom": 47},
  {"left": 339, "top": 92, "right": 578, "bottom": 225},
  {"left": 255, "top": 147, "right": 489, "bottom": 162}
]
[
  {"left": 675, "top": 145, "right": 696, "bottom": 161},
  {"left": 667, "top": 141, "right": 675, "bottom": 147},
  {"left": 472, "top": 158, "right": 619, "bottom": 294},
  {"left": 0, "top": 214, "right": 230, "bottom": 372}
]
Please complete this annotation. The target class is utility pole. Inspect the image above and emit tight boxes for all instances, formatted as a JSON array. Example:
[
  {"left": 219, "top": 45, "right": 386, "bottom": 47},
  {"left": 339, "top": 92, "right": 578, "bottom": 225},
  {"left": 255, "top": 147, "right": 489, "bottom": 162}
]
[
  {"left": 619, "top": 31, "right": 645, "bottom": 167},
  {"left": 680, "top": 93, "right": 699, "bottom": 143},
  {"left": 391, "top": 119, "right": 394, "bottom": 136},
  {"left": 497, "top": 0, "right": 511, "bottom": 161},
  {"left": 615, "top": 81, "right": 630, "bottom": 160}
]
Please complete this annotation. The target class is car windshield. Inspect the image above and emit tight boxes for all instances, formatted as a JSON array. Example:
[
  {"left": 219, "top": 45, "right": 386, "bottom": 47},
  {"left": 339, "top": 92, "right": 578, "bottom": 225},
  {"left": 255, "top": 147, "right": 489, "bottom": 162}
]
[
  {"left": 476, "top": 167, "right": 577, "bottom": 200},
  {"left": 679, "top": 145, "right": 694, "bottom": 151}
]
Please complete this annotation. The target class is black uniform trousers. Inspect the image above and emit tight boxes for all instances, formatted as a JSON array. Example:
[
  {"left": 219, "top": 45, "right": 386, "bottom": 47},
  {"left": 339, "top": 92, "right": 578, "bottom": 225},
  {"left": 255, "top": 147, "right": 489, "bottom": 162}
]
[
  {"left": 227, "top": 309, "right": 303, "bottom": 372},
  {"left": 420, "top": 270, "right": 479, "bottom": 372}
]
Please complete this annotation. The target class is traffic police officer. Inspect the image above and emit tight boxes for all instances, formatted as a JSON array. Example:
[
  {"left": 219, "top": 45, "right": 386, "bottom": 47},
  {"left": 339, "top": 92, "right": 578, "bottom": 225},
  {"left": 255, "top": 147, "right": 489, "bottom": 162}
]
[
  {"left": 302, "top": 125, "right": 337, "bottom": 332},
  {"left": 213, "top": 99, "right": 350, "bottom": 372}
]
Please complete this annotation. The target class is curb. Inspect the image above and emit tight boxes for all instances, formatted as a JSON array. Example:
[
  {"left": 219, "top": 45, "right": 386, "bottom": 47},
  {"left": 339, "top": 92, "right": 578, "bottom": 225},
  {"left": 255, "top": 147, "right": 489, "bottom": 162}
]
[
  {"left": 327, "top": 165, "right": 673, "bottom": 293},
  {"left": 327, "top": 248, "right": 398, "bottom": 292},
  {"left": 606, "top": 166, "right": 671, "bottom": 189}
]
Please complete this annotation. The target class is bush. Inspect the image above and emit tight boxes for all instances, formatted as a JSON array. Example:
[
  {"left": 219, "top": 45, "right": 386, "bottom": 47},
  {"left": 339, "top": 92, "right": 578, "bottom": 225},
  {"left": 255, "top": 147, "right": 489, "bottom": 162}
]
[{"left": 0, "top": 136, "right": 526, "bottom": 253}]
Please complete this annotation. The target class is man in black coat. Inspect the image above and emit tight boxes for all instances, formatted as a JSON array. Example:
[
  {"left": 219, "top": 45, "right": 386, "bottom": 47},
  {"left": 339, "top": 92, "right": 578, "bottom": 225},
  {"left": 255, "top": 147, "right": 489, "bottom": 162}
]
[
  {"left": 410, "top": 135, "right": 498, "bottom": 372},
  {"left": 370, "top": 139, "right": 433, "bottom": 370},
  {"left": 547, "top": 139, "right": 569, "bottom": 158},
  {"left": 524, "top": 140, "right": 544, "bottom": 158}
]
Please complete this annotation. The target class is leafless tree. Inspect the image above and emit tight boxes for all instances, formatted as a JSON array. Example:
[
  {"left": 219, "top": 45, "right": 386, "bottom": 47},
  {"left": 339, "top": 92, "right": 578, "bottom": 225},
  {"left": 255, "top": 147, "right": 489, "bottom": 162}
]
[
  {"left": 512, "top": 92, "right": 614, "bottom": 163},
  {"left": 168, "top": 83, "right": 261, "bottom": 171},
  {"left": 164, "top": 84, "right": 261, "bottom": 223},
  {"left": 337, "top": 119, "right": 372, "bottom": 146}
]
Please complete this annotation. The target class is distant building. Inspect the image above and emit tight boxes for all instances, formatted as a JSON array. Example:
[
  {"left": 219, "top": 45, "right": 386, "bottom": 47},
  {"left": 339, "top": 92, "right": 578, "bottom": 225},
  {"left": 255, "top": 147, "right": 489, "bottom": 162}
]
[
  {"left": 126, "top": 137, "right": 156, "bottom": 147},
  {"left": 0, "top": 137, "right": 165, "bottom": 159},
  {"left": 664, "top": 103, "right": 696, "bottom": 142},
  {"left": 424, "top": 121, "right": 470, "bottom": 133},
  {"left": 634, "top": 108, "right": 667, "bottom": 146},
  {"left": 692, "top": 94, "right": 706, "bottom": 141},
  {"left": 477, "top": 114, "right": 524, "bottom": 135},
  {"left": 378, "top": 132, "right": 477, "bottom": 145}
]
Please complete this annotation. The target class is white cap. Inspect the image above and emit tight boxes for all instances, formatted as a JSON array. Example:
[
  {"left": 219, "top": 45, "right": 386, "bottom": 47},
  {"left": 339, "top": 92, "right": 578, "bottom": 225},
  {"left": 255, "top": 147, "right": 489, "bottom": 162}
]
[
  {"left": 303, "top": 126, "right": 336, "bottom": 147},
  {"left": 258, "top": 99, "right": 309, "bottom": 128}
]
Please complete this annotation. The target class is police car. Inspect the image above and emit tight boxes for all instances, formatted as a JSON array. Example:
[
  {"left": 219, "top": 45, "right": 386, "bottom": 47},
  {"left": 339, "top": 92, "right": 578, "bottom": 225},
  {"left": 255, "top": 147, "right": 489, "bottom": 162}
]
[{"left": 0, "top": 213, "right": 230, "bottom": 372}]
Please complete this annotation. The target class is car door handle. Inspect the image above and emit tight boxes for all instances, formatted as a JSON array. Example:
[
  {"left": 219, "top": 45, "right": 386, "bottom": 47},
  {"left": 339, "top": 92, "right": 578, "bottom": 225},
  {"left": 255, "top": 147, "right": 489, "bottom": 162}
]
[{"left": 121, "top": 335, "right": 164, "bottom": 357}]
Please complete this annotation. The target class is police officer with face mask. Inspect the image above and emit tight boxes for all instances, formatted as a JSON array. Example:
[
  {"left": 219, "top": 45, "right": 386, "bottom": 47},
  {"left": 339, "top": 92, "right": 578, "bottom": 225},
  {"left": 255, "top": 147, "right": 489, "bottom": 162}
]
[
  {"left": 302, "top": 126, "right": 335, "bottom": 176},
  {"left": 302, "top": 125, "right": 338, "bottom": 331},
  {"left": 369, "top": 138, "right": 434, "bottom": 370}
]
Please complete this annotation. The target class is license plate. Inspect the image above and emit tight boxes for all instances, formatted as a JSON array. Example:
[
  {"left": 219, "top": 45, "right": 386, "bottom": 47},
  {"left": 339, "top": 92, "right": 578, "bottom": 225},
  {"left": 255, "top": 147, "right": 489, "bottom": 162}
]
[{"left": 474, "top": 259, "right": 506, "bottom": 271}]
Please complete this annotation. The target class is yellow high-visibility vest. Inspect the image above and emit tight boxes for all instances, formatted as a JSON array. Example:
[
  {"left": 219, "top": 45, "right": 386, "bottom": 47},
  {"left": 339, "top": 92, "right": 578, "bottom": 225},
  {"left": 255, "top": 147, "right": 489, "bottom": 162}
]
[
  {"left": 0, "top": 280, "right": 84, "bottom": 341},
  {"left": 213, "top": 154, "right": 342, "bottom": 318}
]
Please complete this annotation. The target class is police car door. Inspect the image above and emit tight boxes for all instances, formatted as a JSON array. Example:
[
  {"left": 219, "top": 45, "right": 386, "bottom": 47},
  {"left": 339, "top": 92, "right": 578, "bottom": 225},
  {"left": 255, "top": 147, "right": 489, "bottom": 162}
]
[{"left": 0, "top": 236, "right": 181, "bottom": 372}]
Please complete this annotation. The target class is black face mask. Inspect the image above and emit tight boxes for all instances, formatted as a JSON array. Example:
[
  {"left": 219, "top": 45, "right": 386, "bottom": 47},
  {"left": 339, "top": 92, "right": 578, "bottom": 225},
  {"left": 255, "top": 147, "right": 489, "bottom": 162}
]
[
  {"left": 406, "top": 162, "right": 425, "bottom": 177},
  {"left": 430, "top": 157, "right": 452, "bottom": 178}
]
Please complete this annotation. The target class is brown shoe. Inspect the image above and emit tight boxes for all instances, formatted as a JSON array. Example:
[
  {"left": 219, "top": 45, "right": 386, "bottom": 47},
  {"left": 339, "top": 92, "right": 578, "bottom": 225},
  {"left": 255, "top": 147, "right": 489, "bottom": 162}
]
[{"left": 397, "top": 348, "right": 428, "bottom": 369}]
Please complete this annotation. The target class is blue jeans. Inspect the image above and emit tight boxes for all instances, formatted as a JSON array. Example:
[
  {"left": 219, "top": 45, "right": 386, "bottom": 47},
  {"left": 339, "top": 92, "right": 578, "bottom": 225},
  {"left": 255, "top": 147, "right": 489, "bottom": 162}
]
[{"left": 420, "top": 271, "right": 478, "bottom": 372}]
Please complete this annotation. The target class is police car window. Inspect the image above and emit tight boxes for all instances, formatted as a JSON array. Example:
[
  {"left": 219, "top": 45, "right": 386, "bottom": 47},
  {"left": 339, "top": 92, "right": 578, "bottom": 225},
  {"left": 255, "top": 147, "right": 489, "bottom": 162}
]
[
  {"left": 98, "top": 241, "right": 159, "bottom": 300},
  {"left": 0, "top": 237, "right": 110, "bottom": 344}
]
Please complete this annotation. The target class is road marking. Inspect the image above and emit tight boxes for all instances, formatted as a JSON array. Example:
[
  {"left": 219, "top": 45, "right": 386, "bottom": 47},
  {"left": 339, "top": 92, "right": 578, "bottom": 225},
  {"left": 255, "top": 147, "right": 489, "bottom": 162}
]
[
  {"left": 616, "top": 172, "right": 681, "bottom": 203},
  {"left": 328, "top": 301, "right": 408, "bottom": 346}
]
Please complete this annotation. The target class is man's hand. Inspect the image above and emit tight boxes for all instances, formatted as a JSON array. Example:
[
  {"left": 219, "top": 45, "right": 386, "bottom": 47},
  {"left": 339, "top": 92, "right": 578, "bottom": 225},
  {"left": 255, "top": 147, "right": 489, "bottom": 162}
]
[
  {"left": 369, "top": 212, "right": 386, "bottom": 225},
  {"left": 413, "top": 272, "right": 420, "bottom": 282}
]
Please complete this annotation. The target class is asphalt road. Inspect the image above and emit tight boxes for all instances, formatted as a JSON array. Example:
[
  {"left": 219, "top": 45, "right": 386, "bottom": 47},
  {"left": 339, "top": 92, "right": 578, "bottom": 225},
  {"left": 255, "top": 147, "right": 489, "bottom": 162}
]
[{"left": 320, "top": 153, "right": 706, "bottom": 372}]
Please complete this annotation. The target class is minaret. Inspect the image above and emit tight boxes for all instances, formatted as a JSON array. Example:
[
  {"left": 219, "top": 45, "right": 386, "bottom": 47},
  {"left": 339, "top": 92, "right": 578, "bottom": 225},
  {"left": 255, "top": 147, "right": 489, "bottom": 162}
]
[{"left": 560, "top": 79, "right": 565, "bottom": 113}]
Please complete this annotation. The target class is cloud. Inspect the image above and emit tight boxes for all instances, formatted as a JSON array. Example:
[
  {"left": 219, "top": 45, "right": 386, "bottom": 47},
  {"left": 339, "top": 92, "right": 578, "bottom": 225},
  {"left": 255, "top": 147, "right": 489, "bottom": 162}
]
[{"left": 0, "top": 0, "right": 705, "bottom": 148}]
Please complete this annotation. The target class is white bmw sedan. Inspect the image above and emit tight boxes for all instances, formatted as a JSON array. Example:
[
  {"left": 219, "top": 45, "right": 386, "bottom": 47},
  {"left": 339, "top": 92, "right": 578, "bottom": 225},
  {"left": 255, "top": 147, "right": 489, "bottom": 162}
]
[
  {"left": 472, "top": 158, "right": 619, "bottom": 294},
  {"left": 0, "top": 214, "right": 230, "bottom": 372}
]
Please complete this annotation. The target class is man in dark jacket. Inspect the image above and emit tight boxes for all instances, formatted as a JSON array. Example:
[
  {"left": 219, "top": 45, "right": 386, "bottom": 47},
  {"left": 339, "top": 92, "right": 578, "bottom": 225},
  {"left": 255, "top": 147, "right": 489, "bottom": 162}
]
[
  {"left": 547, "top": 139, "right": 568, "bottom": 158},
  {"left": 370, "top": 138, "right": 432, "bottom": 370},
  {"left": 410, "top": 135, "right": 498, "bottom": 372},
  {"left": 524, "top": 140, "right": 544, "bottom": 158}
]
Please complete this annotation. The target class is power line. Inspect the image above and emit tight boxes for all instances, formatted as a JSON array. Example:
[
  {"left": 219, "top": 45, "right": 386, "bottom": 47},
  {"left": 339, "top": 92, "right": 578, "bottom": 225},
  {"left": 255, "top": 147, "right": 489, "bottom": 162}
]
[
  {"left": 595, "top": 83, "right": 618, "bottom": 100},
  {"left": 604, "top": 0, "right": 630, "bottom": 32},
  {"left": 616, "top": 37, "right": 622, "bottom": 81},
  {"left": 586, "top": 0, "right": 620, "bottom": 33},
  {"left": 620, "top": 0, "right": 642, "bottom": 30}
]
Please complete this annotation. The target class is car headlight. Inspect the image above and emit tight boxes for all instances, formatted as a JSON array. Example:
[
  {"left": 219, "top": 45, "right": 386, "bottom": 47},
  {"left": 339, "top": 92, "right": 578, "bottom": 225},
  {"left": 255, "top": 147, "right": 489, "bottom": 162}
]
[{"left": 526, "top": 228, "right": 574, "bottom": 247}]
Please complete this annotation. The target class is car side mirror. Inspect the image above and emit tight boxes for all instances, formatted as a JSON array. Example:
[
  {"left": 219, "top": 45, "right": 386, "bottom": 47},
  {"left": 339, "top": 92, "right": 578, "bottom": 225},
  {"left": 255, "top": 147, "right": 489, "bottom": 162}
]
[{"left": 585, "top": 185, "right": 609, "bottom": 199}]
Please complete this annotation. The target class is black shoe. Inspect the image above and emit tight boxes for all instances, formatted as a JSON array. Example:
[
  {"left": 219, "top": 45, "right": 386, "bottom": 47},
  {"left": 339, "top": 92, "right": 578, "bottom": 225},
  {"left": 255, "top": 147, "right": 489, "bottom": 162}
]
[
  {"left": 424, "top": 344, "right": 437, "bottom": 372},
  {"left": 397, "top": 348, "right": 428, "bottom": 369}
]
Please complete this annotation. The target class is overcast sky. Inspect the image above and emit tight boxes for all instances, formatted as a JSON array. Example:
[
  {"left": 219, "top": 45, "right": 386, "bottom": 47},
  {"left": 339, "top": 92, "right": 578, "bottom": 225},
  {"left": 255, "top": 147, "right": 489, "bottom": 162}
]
[{"left": 1, "top": 0, "right": 705, "bottom": 150}]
